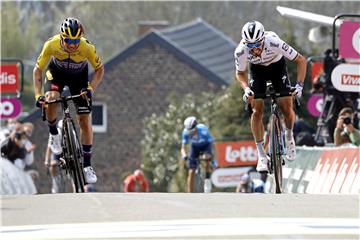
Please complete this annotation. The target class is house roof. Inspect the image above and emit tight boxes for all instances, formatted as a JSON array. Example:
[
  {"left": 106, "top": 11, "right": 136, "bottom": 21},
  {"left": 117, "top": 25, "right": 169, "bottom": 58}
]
[
  {"left": 158, "top": 18, "right": 237, "bottom": 85},
  {"left": 105, "top": 18, "right": 237, "bottom": 86}
]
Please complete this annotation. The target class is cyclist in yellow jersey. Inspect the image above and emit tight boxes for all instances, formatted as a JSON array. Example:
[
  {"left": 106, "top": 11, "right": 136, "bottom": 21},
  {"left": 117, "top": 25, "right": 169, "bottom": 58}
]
[{"left": 33, "top": 17, "right": 104, "bottom": 184}]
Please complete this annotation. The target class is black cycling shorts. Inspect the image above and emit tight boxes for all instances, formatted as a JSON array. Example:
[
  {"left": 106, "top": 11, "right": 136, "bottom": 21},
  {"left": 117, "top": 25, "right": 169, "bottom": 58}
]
[
  {"left": 249, "top": 57, "right": 292, "bottom": 99},
  {"left": 44, "top": 61, "right": 92, "bottom": 114}
]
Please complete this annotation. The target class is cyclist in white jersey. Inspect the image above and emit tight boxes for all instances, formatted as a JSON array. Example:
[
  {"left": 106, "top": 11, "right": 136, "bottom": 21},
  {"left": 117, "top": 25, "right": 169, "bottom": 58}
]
[{"left": 234, "top": 21, "right": 307, "bottom": 172}]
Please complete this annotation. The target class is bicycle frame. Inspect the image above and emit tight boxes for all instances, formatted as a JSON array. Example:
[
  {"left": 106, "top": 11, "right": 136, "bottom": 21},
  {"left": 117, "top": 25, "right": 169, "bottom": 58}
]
[
  {"left": 42, "top": 94, "right": 87, "bottom": 193},
  {"left": 253, "top": 83, "right": 298, "bottom": 194}
]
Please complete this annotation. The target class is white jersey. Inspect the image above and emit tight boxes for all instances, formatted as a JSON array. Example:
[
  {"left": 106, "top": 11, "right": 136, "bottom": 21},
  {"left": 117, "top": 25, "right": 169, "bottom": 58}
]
[{"left": 234, "top": 31, "right": 298, "bottom": 72}]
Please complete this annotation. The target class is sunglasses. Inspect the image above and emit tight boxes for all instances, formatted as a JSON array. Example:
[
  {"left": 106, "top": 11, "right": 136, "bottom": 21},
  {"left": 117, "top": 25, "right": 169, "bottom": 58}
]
[
  {"left": 246, "top": 41, "right": 262, "bottom": 49},
  {"left": 64, "top": 38, "right": 80, "bottom": 44}
]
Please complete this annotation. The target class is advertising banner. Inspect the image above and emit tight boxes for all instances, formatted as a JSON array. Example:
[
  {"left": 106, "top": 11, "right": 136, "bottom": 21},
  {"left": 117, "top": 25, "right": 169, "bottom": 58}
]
[
  {"left": 339, "top": 21, "right": 360, "bottom": 59},
  {"left": 0, "top": 98, "right": 22, "bottom": 119},
  {"left": 311, "top": 62, "right": 324, "bottom": 84},
  {"left": 211, "top": 167, "right": 253, "bottom": 188},
  {"left": 331, "top": 64, "right": 360, "bottom": 92},
  {"left": 215, "top": 141, "right": 258, "bottom": 167},
  {"left": 306, "top": 147, "right": 359, "bottom": 194},
  {"left": 0, "top": 64, "right": 19, "bottom": 93},
  {"left": 307, "top": 94, "right": 323, "bottom": 117}
]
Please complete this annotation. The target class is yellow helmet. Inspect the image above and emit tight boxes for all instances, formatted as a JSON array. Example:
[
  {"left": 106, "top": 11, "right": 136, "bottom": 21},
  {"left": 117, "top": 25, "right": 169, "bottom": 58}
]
[{"left": 60, "top": 17, "right": 84, "bottom": 39}]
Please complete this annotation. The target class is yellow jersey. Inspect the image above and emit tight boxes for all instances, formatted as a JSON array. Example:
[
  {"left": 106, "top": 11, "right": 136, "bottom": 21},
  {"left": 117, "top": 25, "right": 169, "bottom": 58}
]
[{"left": 36, "top": 34, "right": 102, "bottom": 73}]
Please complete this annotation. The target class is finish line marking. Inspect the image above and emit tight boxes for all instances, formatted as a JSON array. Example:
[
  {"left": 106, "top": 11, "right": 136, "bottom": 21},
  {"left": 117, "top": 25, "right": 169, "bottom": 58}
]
[{"left": 1, "top": 218, "right": 359, "bottom": 239}]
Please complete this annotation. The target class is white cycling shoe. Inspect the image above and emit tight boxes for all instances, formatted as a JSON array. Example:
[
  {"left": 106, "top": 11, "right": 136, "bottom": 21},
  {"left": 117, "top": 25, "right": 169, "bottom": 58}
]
[
  {"left": 204, "top": 179, "right": 212, "bottom": 193},
  {"left": 84, "top": 166, "right": 97, "bottom": 184},
  {"left": 285, "top": 136, "right": 296, "bottom": 162},
  {"left": 256, "top": 155, "right": 270, "bottom": 173},
  {"left": 49, "top": 133, "right": 62, "bottom": 155}
]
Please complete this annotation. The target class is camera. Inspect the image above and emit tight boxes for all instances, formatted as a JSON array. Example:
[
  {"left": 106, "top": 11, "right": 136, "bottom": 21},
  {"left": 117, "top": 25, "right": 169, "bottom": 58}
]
[
  {"left": 343, "top": 117, "right": 352, "bottom": 125},
  {"left": 15, "top": 131, "right": 26, "bottom": 140}
]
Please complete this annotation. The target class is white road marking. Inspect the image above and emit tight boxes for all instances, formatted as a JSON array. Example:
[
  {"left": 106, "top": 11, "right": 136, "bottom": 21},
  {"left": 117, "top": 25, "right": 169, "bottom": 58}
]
[{"left": 1, "top": 218, "right": 359, "bottom": 239}]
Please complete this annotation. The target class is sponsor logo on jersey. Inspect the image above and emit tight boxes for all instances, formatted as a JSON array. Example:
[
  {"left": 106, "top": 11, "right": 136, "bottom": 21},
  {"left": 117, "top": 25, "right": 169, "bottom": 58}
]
[
  {"left": 46, "top": 70, "right": 53, "bottom": 81},
  {"left": 51, "top": 84, "right": 59, "bottom": 91},
  {"left": 270, "top": 42, "right": 279, "bottom": 48}
]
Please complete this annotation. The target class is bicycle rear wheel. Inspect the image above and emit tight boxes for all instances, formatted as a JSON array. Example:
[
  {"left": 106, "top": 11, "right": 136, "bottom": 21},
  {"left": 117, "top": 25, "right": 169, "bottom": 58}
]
[
  {"left": 270, "top": 114, "right": 283, "bottom": 194},
  {"left": 64, "top": 119, "right": 85, "bottom": 193}
]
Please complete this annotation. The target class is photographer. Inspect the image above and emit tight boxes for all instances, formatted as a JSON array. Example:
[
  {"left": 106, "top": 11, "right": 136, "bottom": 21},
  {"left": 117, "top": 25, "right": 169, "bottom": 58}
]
[
  {"left": 334, "top": 107, "right": 360, "bottom": 146},
  {"left": 1, "top": 128, "right": 27, "bottom": 164}
]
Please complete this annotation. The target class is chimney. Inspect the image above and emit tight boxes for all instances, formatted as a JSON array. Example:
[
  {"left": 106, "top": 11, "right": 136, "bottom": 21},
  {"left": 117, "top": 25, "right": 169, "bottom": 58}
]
[{"left": 138, "top": 21, "right": 169, "bottom": 36}]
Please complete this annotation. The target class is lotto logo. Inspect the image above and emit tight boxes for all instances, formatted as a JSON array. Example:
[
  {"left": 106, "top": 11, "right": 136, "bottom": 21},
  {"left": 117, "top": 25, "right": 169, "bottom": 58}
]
[
  {"left": 225, "top": 146, "right": 258, "bottom": 163},
  {"left": 216, "top": 141, "right": 258, "bottom": 167}
]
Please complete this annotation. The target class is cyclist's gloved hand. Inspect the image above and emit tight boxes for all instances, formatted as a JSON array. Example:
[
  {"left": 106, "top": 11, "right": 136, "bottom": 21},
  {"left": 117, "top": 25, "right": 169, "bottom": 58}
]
[
  {"left": 35, "top": 95, "right": 45, "bottom": 108},
  {"left": 293, "top": 81, "right": 303, "bottom": 99},
  {"left": 182, "top": 155, "right": 188, "bottom": 161},
  {"left": 81, "top": 83, "right": 93, "bottom": 99},
  {"left": 242, "top": 87, "right": 254, "bottom": 102}
]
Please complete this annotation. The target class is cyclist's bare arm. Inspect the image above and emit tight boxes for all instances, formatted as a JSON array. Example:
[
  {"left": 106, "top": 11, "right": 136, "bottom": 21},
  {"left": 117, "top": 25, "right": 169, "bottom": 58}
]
[
  {"left": 33, "top": 66, "right": 43, "bottom": 98},
  {"left": 235, "top": 70, "right": 249, "bottom": 90},
  {"left": 181, "top": 144, "right": 187, "bottom": 158},
  {"left": 293, "top": 54, "right": 307, "bottom": 85},
  {"left": 89, "top": 65, "right": 105, "bottom": 92}
]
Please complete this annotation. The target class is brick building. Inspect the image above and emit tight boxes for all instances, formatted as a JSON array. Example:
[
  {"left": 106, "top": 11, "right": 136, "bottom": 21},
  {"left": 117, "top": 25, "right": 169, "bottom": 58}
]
[{"left": 24, "top": 18, "right": 237, "bottom": 192}]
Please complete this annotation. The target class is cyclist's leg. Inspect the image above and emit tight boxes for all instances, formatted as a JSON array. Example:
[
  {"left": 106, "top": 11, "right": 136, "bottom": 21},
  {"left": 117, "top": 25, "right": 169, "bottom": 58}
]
[
  {"left": 188, "top": 145, "right": 200, "bottom": 193},
  {"left": 249, "top": 64, "right": 270, "bottom": 171},
  {"left": 270, "top": 57, "right": 296, "bottom": 161},
  {"left": 201, "top": 145, "right": 213, "bottom": 193},
  {"left": 44, "top": 66, "right": 65, "bottom": 154},
  {"left": 49, "top": 153, "right": 66, "bottom": 193},
  {"left": 68, "top": 70, "right": 96, "bottom": 184}
]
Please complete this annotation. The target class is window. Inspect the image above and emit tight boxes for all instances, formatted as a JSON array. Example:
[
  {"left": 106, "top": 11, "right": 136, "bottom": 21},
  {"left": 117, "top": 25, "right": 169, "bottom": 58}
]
[{"left": 91, "top": 102, "right": 107, "bottom": 132}]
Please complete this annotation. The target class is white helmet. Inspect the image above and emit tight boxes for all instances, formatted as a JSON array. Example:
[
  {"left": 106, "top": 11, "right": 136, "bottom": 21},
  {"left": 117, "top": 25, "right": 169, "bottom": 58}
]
[
  {"left": 241, "top": 21, "right": 265, "bottom": 43},
  {"left": 184, "top": 116, "right": 197, "bottom": 132}
]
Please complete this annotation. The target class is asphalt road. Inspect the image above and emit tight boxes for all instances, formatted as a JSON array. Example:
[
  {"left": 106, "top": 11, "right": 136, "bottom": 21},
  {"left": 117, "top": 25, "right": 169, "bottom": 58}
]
[{"left": 1, "top": 193, "right": 359, "bottom": 239}]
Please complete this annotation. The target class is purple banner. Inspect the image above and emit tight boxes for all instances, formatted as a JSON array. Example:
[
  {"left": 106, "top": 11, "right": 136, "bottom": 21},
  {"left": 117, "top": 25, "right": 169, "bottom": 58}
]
[
  {"left": 0, "top": 98, "right": 22, "bottom": 119},
  {"left": 339, "top": 21, "right": 360, "bottom": 59},
  {"left": 307, "top": 94, "right": 323, "bottom": 117}
]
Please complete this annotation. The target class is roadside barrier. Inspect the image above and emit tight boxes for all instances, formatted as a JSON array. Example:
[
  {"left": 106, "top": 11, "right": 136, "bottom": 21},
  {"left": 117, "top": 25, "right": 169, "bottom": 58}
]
[
  {"left": 0, "top": 157, "right": 37, "bottom": 195},
  {"left": 278, "top": 146, "right": 359, "bottom": 194}
]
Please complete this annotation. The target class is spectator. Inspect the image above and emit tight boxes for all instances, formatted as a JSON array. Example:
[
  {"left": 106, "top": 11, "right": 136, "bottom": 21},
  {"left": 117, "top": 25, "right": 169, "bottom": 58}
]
[
  {"left": 123, "top": 169, "right": 149, "bottom": 192},
  {"left": 0, "top": 118, "right": 22, "bottom": 143},
  {"left": 1, "top": 125, "right": 27, "bottom": 165},
  {"left": 334, "top": 107, "right": 360, "bottom": 146},
  {"left": 14, "top": 122, "right": 37, "bottom": 170},
  {"left": 44, "top": 120, "right": 67, "bottom": 193},
  {"left": 293, "top": 114, "right": 315, "bottom": 146},
  {"left": 236, "top": 173, "right": 265, "bottom": 193}
]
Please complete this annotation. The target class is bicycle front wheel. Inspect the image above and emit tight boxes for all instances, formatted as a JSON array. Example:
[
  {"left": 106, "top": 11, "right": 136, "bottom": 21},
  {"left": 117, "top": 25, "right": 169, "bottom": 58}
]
[
  {"left": 64, "top": 119, "right": 85, "bottom": 193},
  {"left": 270, "top": 114, "right": 283, "bottom": 194}
]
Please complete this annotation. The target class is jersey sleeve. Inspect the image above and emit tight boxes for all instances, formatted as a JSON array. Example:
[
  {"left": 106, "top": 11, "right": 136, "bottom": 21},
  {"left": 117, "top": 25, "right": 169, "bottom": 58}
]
[
  {"left": 270, "top": 34, "right": 298, "bottom": 61},
  {"left": 86, "top": 40, "right": 103, "bottom": 70},
  {"left": 36, "top": 39, "right": 53, "bottom": 70},
  {"left": 234, "top": 43, "right": 247, "bottom": 72},
  {"left": 182, "top": 130, "right": 189, "bottom": 145}
]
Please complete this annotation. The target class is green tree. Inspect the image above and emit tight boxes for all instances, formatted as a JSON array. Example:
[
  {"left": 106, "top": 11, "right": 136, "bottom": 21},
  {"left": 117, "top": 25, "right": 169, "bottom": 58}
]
[{"left": 141, "top": 92, "right": 216, "bottom": 192}]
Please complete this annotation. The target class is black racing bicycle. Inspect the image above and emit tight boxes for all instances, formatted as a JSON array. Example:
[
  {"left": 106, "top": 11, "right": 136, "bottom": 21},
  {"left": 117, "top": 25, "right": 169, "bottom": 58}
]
[
  {"left": 249, "top": 82, "right": 299, "bottom": 194},
  {"left": 42, "top": 94, "right": 87, "bottom": 193},
  {"left": 193, "top": 153, "right": 212, "bottom": 193}
]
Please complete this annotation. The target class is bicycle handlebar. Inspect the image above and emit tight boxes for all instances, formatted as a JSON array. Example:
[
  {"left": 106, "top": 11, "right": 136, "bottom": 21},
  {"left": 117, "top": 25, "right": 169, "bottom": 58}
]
[
  {"left": 41, "top": 93, "right": 89, "bottom": 121},
  {"left": 245, "top": 87, "right": 300, "bottom": 112}
]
